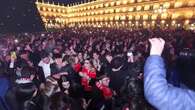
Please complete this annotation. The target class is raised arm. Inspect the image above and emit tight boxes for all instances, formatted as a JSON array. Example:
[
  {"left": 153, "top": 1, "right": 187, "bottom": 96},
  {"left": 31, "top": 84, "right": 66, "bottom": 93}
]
[{"left": 144, "top": 38, "right": 195, "bottom": 110}]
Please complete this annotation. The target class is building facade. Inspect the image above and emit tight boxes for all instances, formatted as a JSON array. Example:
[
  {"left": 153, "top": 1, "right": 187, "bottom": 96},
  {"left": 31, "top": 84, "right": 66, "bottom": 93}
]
[{"left": 36, "top": 0, "right": 195, "bottom": 29}]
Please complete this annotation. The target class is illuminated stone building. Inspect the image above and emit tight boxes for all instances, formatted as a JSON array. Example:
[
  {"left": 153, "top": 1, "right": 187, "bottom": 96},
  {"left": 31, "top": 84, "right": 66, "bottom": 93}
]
[{"left": 36, "top": 0, "right": 195, "bottom": 29}]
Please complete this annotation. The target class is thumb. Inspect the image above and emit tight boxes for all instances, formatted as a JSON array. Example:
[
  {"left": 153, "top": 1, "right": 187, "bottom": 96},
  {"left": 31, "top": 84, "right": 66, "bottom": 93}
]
[{"left": 149, "top": 39, "right": 152, "bottom": 44}]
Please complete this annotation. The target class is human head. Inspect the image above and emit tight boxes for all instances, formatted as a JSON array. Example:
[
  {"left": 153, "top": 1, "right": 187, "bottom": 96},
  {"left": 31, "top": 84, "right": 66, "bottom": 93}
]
[
  {"left": 53, "top": 53, "right": 63, "bottom": 65},
  {"left": 15, "top": 59, "right": 29, "bottom": 70},
  {"left": 68, "top": 55, "right": 79, "bottom": 66},
  {"left": 100, "top": 76, "right": 110, "bottom": 87},
  {"left": 61, "top": 76, "right": 70, "bottom": 90},
  {"left": 20, "top": 66, "right": 34, "bottom": 79},
  {"left": 93, "top": 52, "right": 99, "bottom": 60},
  {"left": 111, "top": 56, "right": 125, "bottom": 70},
  {"left": 105, "top": 52, "right": 113, "bottom": 63},
  {"left": 83, "top": 59, "right": 92, "bottom": 69},
  {"left": 19, "top": 50, "right": 29, "bottom": 60},
  {"left": 41, "top": 52, "right": 50, "bottom": 64},
  {"left": 78, "top": 52, "right": 83, "bottom": 60}
]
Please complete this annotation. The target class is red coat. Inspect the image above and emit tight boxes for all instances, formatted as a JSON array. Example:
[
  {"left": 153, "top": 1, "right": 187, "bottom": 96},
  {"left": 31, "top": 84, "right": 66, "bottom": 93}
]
[
  {"left": 80, "top": 67, "right": 96, "bottom": 91},
  {"left": 96, "top": 82, "right": 113, "bottom": 99},
  {"left": 73, "top": 63, "right": 82, "bottom": 73}
]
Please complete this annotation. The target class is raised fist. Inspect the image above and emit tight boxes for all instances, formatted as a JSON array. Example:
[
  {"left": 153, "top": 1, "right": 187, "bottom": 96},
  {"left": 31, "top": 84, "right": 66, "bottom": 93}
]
[{"left": 149, "top": 38, "right": 165, "bottom": 56}]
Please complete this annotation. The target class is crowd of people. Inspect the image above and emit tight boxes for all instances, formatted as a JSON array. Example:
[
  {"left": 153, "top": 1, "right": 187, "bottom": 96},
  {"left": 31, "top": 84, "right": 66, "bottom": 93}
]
[{"left": 0, "top": 27, "right": 195, "bottom": 110}]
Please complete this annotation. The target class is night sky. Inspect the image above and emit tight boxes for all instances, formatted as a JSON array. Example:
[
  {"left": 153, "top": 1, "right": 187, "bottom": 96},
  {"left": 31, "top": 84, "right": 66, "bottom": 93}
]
[{"left": 42, "top": 0, "right": 96, "bottom": 5}]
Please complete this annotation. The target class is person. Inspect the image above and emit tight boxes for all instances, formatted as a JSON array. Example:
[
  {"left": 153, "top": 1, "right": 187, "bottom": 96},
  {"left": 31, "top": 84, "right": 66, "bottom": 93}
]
[
  {"left": 92, "top": 52, "right": 101, "bottom": 72},
  {"left": 107, "top": 56, "right": 132, "bottom": 109},
  {"left": 0, "top": 60, "right": 10, "bottom": 110},
  {"left": 96, "top": 75, "right": 113, "bottom": 100},
  {"left": 79, "top": 59, "right": 96, "bottom": 92},
  {"left": 50, "top": 53, "right": 68, "bottom": 79},
  {"left": 38, "top": 52, "right": 54, "bottom": 79},
  {"left": 108, "top": 56, "right": 129, "bottom": 95},
  {"left": 100, "top": 52, "right": 112, "bottom": 75},
  {"left": 58, "top": 76, "right": 83, "bottom": 110},
  {"left": 120, "top": 76, "right": 153, "bottom": 110},
  {"left": 6, "top": 66, "right": 37, "bottom": 110},
  {"left": 144, "top": 38, "right": 195, "bottom": 110}
]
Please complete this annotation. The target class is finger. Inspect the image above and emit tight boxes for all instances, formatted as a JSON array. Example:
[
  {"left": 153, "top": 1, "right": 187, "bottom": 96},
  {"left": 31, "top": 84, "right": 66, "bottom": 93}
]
[
  {"left": 149, "top": 39, "right": 153, "bottom": 43},
  {"left": 158, "top": 38, "right": 165, "bottom": 46},
  {"left": 151, "top": 39, "right": 156, "bottom": 43},
  {"left": 151, "top": 38, "right": 159, "bottom": 44},
  {"left": 158, "top": 38, "right": 162, "bottom": 42},
  {"left": 160, "top": 38, "right": 165, "bottom": 44}
]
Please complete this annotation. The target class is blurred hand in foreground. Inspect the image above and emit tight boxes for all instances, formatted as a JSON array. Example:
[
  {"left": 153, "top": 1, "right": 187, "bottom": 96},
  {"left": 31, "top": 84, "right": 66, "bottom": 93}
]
[{"left": 149, "top": 38, "right": 165, "bottom": 56}]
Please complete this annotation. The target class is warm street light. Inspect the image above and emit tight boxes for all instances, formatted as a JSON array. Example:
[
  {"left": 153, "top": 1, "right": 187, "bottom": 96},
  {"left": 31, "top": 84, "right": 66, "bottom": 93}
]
[{"left": 154, "top": 6, "right": 167, "bottom": 14}]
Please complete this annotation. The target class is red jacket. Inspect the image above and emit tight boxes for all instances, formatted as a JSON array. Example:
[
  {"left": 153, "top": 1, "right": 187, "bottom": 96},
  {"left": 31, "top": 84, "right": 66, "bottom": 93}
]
[
  {"left": 96, "top": 82, "right": 113, "bottom": 99},
  {"left": 73, "top": 63, "right": 82, "bottom": 73},
  {"left": 80, "top": 67, "right": 96, "bottom": 91}
]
